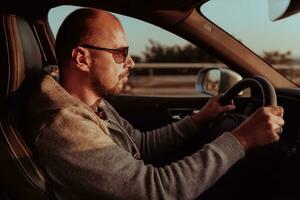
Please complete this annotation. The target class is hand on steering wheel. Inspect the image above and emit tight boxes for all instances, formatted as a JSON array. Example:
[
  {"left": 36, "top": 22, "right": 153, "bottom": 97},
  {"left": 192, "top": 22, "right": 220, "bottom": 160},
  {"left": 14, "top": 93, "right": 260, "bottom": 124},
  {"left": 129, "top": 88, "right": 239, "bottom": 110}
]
[{"left": 210, "top": 76, "right": 284, "bottom": 152}]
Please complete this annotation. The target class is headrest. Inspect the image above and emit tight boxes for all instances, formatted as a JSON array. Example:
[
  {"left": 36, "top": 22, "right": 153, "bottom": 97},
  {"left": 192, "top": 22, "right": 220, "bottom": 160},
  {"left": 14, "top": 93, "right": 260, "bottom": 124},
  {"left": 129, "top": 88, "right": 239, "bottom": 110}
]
[
  {"left": 16, "top": 16, "right": 43, "bottom": 75},
  {"left": 0, "top": 13, "right": 42, "bottom": 98}
]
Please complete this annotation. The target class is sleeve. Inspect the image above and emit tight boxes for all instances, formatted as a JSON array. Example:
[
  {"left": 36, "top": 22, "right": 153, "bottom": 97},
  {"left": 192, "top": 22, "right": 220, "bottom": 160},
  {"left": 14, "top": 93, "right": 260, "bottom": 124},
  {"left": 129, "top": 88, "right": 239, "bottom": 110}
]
[
  {"left": 120, "top": 115, "right": 205, "bottom": 162},
  {"left": 104, "top": 101, "right": 209, "bottom": 161},
  {"left": 36, "top": 106, "right": 245, "bottom": 200}
]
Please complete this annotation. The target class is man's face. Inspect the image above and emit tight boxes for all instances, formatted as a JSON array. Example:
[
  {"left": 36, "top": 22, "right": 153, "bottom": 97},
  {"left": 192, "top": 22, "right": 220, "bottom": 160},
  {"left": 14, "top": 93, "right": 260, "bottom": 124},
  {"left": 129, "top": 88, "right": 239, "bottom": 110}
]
[{"left": 88, "top": 27, "right": 135, "bottom": 96}]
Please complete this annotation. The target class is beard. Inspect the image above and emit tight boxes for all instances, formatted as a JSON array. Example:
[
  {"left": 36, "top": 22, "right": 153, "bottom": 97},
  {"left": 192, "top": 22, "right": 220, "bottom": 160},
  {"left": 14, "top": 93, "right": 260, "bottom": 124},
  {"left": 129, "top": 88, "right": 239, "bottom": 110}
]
[{"left": 90, "top": 62, "right": 128, "bottom": 97}]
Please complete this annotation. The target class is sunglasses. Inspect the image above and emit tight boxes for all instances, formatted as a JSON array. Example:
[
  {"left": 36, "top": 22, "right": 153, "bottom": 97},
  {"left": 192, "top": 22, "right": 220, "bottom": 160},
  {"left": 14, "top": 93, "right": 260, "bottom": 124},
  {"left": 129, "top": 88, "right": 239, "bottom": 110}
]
[{"left": 80, "top": 44, "right": 129, "bottom": 64}]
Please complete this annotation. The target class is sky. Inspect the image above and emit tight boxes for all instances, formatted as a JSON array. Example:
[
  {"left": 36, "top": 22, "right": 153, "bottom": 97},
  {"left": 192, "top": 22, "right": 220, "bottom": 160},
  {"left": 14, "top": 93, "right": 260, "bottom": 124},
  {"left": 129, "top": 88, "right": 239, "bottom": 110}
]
[
  {"left": 201, "top": 0, "right": 300, "bottom": 58},
  {"left": 48, "top": 6, "right": 188, "bottom": 57},
  {"left": 48, "top": 0, "right": 300, "bottom": 59}
]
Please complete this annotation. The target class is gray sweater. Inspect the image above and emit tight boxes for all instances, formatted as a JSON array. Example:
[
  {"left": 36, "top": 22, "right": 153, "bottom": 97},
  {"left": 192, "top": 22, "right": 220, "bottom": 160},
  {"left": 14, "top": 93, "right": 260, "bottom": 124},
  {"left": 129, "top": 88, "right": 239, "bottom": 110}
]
[{"left": 26, "top": 74, "right": 245, "bottom": 200}]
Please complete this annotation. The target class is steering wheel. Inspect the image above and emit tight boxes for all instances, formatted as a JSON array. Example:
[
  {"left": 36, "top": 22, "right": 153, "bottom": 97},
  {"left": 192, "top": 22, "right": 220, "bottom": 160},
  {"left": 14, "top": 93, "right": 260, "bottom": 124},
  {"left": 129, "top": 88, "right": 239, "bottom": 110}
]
[
  {"left": 219, "top": 75, "right": 277, "bottom": 106},
  {"left": 209, "top": 75, "right": 277, "bottom": 138},
  {"left": 203, "top": 76, "right": 291, "bottom": 200}
]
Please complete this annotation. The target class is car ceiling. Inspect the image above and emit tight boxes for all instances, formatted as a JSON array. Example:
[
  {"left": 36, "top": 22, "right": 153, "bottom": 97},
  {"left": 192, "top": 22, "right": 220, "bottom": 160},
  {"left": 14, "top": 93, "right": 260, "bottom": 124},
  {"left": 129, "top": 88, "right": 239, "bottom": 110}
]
[
  {"left": 0, "top": 0, "right": 207, "bottom": 41},
  {"left": 0, "top": 0, "right": 206, "bottom": 16}
]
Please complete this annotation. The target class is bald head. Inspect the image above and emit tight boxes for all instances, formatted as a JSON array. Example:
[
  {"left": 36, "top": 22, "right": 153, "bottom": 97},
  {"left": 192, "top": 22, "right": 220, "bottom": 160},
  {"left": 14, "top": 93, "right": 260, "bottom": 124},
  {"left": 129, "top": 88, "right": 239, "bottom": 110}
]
[{"left": 55, "top": 8, "right": 124, "bottom": 67}]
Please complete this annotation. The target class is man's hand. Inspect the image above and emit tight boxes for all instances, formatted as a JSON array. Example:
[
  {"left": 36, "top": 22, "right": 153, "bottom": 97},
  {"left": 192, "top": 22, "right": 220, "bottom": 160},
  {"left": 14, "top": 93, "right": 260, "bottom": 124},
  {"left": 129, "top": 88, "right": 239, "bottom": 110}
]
[
  {"left": 231, "top": 105, "right": 284, "bottom": 152},
  {"left": 191, "top": 94, "right": 236, "bottom": 127}
]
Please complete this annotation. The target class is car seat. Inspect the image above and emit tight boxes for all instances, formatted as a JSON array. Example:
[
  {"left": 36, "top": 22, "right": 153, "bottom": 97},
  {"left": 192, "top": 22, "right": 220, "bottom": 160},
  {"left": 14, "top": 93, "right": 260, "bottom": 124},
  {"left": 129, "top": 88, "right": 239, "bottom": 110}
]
[{"left": 0, "top": 13, "right": 51, "bottom": 199}]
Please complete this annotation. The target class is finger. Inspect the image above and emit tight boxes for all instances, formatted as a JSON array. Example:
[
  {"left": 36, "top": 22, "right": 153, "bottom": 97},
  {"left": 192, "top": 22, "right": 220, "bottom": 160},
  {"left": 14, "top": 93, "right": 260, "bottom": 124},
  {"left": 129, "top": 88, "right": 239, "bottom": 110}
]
[
  {"left": 272, "top": 132, "right": 280, "bottom": 142},
  {"left": 220, "top": 104, "right": 236, "bottom": 113},
  {"left": 276, "top": 106, "right": 284, "bottom": 118},
  {"left": 274, "top": 127, "right": 283, "bottom": 136},
  {"left": 271, "top": 118, "right": 284, "bottom": 137},
  {"left": 269, "top": 114, "right": 285, "bottom": 128},
  {"left": 269, "top": 106, "right": 284, "bottom": 117},
  {"left": 263, "top": 115, "right": 284, "bottom": 137}
]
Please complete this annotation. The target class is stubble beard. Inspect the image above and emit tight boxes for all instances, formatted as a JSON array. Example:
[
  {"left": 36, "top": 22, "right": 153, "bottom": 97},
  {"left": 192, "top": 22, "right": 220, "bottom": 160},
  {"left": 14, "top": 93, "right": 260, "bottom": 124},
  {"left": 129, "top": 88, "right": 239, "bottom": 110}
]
[{"left": 90, "top": 64, "right": 128, "bottom": 97}]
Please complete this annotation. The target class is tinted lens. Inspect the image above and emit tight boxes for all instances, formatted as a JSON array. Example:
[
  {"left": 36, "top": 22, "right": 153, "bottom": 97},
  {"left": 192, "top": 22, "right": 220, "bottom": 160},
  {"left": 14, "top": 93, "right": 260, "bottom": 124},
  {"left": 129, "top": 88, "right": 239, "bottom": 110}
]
[
  {"left": 114, "top": 47, "right": 129, "bottom": 63},
  {"left": 80, "top": 44, "right": 129, "bottom": 64}
]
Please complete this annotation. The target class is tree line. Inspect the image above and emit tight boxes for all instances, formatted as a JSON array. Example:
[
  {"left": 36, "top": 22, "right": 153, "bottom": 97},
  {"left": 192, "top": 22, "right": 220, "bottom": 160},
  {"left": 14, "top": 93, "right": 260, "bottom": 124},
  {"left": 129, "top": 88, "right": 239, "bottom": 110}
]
[{"left": 132, "top": 40, "right": 293, "bottom": 64}]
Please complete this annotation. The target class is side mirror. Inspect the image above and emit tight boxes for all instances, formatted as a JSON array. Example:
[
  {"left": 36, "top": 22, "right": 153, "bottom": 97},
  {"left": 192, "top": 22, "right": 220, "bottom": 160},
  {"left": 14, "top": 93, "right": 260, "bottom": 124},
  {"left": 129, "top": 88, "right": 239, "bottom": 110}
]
[{"left": 196, "top": 67, "right": 242, "bottom": 96}]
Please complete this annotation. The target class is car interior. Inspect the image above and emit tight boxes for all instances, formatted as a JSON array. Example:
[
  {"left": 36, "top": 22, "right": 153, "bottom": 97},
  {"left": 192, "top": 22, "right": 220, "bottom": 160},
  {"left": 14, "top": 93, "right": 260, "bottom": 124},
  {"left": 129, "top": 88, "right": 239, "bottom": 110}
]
[
  {"left": 0, "top": 13, "right": 52, "bottom": 199},
  {"left": 1, "top": 0, "right": 300, "bottom": 199}
]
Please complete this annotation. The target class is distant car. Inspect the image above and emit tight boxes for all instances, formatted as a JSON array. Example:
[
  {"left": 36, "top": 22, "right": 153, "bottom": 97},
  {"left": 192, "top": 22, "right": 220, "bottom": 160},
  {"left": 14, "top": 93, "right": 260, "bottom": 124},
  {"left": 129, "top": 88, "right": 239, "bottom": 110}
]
[{"left": 0, "top": 0, "right": 300, "bottom": 199}]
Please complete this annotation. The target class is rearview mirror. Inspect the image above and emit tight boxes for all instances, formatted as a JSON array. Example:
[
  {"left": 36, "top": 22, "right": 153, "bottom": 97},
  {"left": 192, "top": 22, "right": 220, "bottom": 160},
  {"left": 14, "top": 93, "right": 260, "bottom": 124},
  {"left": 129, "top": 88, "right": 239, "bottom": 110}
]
[
  {"left": 269, "top": 0, "right": 300, "bottom": 21},
  {"left": 196, "top": 67, "right": 242, "bottom": 96}
]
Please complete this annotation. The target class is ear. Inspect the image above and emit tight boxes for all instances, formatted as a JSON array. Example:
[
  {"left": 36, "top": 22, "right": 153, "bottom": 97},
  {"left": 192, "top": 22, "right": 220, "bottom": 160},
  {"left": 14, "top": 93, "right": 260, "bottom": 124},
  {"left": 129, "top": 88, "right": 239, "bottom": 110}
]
[{"left": 71, "top": 46, "right": 91, "bottom": 72}]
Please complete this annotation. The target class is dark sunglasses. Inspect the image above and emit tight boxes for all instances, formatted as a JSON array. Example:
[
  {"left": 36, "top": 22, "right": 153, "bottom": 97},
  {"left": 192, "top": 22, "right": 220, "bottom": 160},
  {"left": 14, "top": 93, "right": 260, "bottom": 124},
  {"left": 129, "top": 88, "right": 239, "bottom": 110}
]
[{"left": 80, "top": 44, "right": 129, "bottom": 64}]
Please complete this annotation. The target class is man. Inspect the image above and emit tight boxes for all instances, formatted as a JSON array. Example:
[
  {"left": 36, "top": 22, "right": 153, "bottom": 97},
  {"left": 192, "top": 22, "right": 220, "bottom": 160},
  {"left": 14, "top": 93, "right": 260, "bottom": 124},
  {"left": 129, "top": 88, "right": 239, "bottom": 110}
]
[{"left": 26, "top": 8, "right": 284, "bottom": 200}]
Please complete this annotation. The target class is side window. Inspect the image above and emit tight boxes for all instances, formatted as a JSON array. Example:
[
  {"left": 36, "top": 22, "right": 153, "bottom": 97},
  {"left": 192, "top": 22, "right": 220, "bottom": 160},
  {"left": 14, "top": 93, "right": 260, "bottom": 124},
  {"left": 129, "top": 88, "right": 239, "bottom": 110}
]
[{"left": 49, "top": 6, "right": 237, "bottom": 97}]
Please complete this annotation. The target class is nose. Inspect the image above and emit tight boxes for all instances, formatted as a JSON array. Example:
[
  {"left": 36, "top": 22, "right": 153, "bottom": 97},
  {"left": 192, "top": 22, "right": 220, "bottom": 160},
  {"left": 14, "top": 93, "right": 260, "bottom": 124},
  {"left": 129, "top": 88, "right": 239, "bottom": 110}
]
[{"left": 124, "top": 55, "right": 135, "bottom": 70}]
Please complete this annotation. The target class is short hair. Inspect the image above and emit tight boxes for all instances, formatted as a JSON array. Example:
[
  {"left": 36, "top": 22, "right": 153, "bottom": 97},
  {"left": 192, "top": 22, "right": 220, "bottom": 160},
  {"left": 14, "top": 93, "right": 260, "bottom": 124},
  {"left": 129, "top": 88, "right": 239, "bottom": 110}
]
[{"left": 55, "top": 8, "right": 100, "bottom": 67}]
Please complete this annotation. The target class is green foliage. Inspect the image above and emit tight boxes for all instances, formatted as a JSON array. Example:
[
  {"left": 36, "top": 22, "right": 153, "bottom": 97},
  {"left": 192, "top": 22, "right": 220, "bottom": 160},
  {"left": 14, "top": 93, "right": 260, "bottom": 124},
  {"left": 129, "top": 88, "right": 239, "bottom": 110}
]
[
  {"left": 138, "top": 39, "right": 218, "bottom": 63},
  {"left": 262, "top": 50, "right": 293, "bottom": 64},
  {"left": 132, "top": 40, "right": 295, "bottom": 65}
]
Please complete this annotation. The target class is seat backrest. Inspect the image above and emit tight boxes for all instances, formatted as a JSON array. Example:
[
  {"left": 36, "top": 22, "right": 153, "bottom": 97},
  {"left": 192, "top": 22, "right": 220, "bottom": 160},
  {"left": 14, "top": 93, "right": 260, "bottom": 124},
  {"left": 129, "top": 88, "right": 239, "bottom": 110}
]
[{"left": 0, "top": 13, "right": 51, "bottom": 199}]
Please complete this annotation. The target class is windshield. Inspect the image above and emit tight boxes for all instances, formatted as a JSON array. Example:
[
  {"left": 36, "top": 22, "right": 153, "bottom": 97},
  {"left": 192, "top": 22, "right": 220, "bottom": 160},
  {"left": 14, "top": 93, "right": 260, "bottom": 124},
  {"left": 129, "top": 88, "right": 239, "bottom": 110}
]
[{"left": 201, "top": 0, "right": 300, "bottom": 85}]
